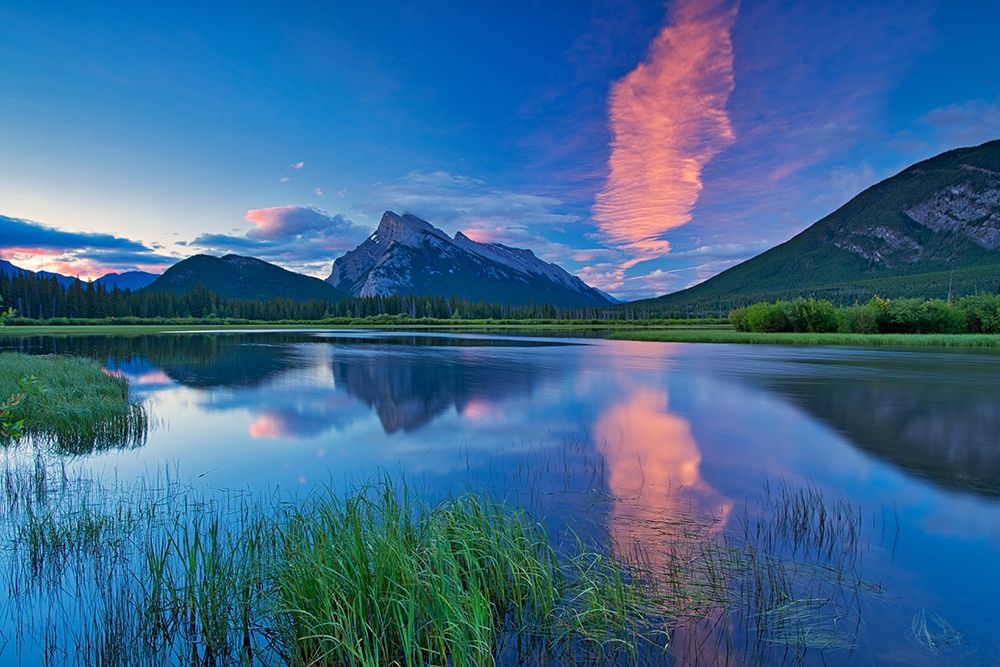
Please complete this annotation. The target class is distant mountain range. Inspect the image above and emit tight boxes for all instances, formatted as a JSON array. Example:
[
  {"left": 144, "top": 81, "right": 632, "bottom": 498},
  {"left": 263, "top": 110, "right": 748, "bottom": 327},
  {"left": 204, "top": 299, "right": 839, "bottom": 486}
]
[
  {"left": 145, "top": 254, "right": 345, "bottom": 301},
  {"left": 7, "top": 140, "right": 1000, "bottom": 312},
  {"left": 327, "top": 211, "right": 613, "bottom": 307},
  {"left": 645, "top": 139, "right": 1000, "bottom": 314},
  {"left": 0, "top": 259, "right": 158, "bottom": 291}
]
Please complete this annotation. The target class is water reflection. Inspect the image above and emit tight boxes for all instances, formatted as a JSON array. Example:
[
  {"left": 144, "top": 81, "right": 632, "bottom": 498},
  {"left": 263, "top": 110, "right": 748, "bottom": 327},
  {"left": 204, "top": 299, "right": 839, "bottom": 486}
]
[
  {"left": 594, "top": 389, "right": 730, "bottom": 533},
  {"left": 724, "top": 350, "right": 1000, "bottom": 497},
  {"left": 3, "top": 332, "right": 1000, "bottom": 663},
  {"left": 330, "top": 348, "right": 547, "bottom": 433}
]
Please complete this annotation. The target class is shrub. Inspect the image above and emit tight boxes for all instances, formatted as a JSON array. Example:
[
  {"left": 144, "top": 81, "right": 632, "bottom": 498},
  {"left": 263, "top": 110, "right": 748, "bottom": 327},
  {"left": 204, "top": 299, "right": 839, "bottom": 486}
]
[
  {"left": 731, "top": 298, "right": 838, "bottom": 333},
  {"left": 959, "top": 294, "right": 1000, "bottom": 333},
  {"left": 786, "top": 298, "right": 839, "bottom": 332},
  {"left": 742, "top": 302, "right": 790, "bottom": 332},
  {"left": 732, "top": 295, "right": 1000, "bottom": 335}
]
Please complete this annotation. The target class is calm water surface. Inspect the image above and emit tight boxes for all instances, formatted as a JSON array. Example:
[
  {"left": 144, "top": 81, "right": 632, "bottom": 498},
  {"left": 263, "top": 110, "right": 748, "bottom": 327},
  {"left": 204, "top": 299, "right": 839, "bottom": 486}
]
[{"left": 2, "top": 330, "right": 999, "bottom": 665}]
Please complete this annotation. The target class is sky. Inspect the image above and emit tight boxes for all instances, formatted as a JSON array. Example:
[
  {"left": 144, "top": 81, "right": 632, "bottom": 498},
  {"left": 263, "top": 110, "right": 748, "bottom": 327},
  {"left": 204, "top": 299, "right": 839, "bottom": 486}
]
[{"left": 1, "top": 0, "right": 999, "bottom": 300}]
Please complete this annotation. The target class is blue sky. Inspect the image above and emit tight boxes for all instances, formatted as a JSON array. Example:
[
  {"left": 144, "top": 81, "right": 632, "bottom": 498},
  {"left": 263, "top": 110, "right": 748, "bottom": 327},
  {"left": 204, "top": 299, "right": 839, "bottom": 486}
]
[{"left": 1, "top": 0, "right": 998, "bottom": 299}]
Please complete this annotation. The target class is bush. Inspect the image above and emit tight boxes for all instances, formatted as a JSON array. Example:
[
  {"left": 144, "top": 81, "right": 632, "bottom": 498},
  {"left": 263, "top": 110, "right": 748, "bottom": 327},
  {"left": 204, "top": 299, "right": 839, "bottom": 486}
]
[
  {"left": 730, "top": 298, "right": 838, "bottom": 333},
  {"left": 959, "top": 294, "right": 1000, "bottom": 333},
  {"left": 786, "top": 298, "right": 839, "bottom": 332},
  {"left": 732, "top": 295, "right": 1000, "bottom": 335}
]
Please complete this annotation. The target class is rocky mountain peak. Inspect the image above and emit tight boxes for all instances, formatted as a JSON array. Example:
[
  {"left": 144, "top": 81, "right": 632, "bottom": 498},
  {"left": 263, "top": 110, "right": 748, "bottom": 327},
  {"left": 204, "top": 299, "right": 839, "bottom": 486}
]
[
  {"left": 371, "top": 211, "right": 449, "bottom": 248},
  {"left": 326, "top": 211, "right": 613, "bottom": 306}
]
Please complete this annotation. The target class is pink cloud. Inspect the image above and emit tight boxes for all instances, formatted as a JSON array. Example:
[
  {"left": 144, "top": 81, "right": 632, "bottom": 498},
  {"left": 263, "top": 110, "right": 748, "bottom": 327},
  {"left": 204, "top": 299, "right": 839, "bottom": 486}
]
[
  {"left": 0, "top": 247, "right": 65, "bottom": 258},
  {"left": 3, "top": 251, "right": 169, "bottom": 281},
  {"left": 244, "top": 206, "right": 340, "bottom": 240},
  {"left": 592, "top": 0, "right": 738, "bottom": 286}
]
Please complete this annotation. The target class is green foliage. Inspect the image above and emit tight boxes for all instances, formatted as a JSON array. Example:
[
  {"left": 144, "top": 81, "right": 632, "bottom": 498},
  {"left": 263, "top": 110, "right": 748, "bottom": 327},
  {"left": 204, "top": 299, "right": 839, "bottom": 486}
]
[
  {"left": 0, "top": 353, "right": 147, "bottom": 451},
  {"left": 959, "top": 293, "right": 1000, "bottom": 333},
  {"left": 731, "top": 295, "right": 1000, "bottom": 335},
  {"left": 1, "top": 269, "right": 667, "bottom": 322},
  {"left": 0, "top": 291, "right": 14, "bottom": 325},
  {"left": 4, "top": 469, "right": 655, "bottom": 665},
  {"left": 731, "top": 298, "right": 838, "bottom": 333}
]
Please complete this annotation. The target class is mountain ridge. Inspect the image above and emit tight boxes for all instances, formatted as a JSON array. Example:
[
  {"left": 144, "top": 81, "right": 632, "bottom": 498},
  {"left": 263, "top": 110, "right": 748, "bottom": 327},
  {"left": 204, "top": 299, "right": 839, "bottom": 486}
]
[
  {"left": 327, "top": 211, "right": 612, "bottom": 307},
  {"left": 146, "top": 254, "right": 345, "bottom": 302},
  {"left": 642, "top": 139, "right": 1000, "bottom": 314}
]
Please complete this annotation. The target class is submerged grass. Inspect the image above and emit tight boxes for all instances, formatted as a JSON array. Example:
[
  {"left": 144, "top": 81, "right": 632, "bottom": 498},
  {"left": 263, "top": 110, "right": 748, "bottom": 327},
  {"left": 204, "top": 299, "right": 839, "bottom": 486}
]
[
  {"left": 1, "top": 458, "right": 657, "bottom": 666},
  {"left": 0, "top": 352, "right": 147, "bottom": 452}
]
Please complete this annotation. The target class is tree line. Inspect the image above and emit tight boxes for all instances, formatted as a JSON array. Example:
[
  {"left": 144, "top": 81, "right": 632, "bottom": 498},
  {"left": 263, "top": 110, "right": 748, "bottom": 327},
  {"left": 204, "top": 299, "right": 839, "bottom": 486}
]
[{"left": 0, "top": 269, "right": 679, "bottom": 322}]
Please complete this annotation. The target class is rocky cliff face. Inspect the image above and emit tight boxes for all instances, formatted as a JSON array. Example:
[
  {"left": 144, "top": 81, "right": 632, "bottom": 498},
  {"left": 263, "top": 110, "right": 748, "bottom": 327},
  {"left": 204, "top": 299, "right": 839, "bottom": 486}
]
[
  {"left": 830, "top": 166, "right": 1000, "bottom": 267},
  {"left": 904, "top": 170, "right": 1000, "bottom": 251},
  {"left": 326, "top": 211, "right": 612, "bottom": 307}
]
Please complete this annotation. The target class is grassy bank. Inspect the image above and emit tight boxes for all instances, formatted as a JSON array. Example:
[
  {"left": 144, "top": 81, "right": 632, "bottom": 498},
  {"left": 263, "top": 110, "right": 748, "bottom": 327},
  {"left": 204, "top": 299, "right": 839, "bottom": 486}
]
[
  {"left": 0, "top": 352, "right": 147, "bottom": 451},
  {"left": 610, "top": 328, "right": 1000, "bottom": 348},
  {"left": 5, "top": 322, "right": 999, "bottom": 349}
]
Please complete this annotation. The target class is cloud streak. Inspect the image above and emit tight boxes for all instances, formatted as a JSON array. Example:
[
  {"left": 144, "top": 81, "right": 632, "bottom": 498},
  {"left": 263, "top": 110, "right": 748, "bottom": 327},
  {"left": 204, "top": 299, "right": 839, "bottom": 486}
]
[{"left": 591, "top": 0, "right": 738, "bottom": 287}]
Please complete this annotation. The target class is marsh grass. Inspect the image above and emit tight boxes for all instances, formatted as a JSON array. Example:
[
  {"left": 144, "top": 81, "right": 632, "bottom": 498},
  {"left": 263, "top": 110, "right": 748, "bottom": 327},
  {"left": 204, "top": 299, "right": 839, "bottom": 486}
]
[
  {"left": 1, "top": 458, "right": 658, "bottom": 666},
  {"left": 0, "top": 352, "right": 147, "bottom": 452},
  {"left": 0, "top": 431, "right": 908, "bottom": 666}
]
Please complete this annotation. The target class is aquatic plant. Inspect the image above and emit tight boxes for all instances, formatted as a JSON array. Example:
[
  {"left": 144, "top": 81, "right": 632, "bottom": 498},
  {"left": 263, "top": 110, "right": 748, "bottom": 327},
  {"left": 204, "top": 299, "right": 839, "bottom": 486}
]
[
  {"left": 1, "top": 460, "right": 657, "bottom": 666},
  {"left": 0, "top": 352, "right": 147, "bottom": 452}
]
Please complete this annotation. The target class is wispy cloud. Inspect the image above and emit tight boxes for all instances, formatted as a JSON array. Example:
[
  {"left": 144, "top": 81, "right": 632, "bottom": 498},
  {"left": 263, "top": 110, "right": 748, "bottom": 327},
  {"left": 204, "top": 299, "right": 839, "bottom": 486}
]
[
  {"left": 592, "top": 0, "right": 738, "bottom": 280},
  {"left": 895, "top": 98, "right": 1000, "bottom": 155},
  {"left": 370, "top": 171, "right": 577, "bottom": 232},
  {"left": 290, "top": 161, "right": 305, "bottom": 170}
]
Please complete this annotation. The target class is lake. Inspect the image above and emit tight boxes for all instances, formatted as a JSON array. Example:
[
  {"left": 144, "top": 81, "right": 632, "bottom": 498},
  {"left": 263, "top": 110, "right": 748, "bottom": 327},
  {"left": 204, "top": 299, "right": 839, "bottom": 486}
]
[{"left": 2, "top": 329, "right": 999, "bottom": 665}]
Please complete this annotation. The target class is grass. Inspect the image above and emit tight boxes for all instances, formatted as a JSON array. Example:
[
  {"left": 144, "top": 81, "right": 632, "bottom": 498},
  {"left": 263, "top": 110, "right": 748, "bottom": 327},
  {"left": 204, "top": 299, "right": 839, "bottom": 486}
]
[
  {"left": 0, "top": 440, "right": 911, "bottom": 665},
  {"left": 610, "top": 327, "right": 1000, "bottom": 348},
  {"left": 5, "top": 322, "right": 1000, "bottom": 350},
  {"left": 1, "top": 461, "right": 656, "bottom": 666},
  {"left": 0, "top": 352, "right": 148, "bottom": 452}
]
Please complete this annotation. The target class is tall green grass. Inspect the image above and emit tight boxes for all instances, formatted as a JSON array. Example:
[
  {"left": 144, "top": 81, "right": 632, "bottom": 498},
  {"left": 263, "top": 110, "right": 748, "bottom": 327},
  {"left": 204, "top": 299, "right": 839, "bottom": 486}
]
[
  {"left": 0, "top": 352, "right": 147, "bottom": 452},
  {"left": 1, "top": 460, "right": 656, "bottom": 666}
]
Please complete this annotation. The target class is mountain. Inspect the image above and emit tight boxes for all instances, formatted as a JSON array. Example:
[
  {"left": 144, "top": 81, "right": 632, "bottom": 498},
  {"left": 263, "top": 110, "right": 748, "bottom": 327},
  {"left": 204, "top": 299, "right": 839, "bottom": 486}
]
[
  {"left": 146, "top": 254, "right": 345, "bottom": 301},
  {"left": 0, "top": 258, "right": 77, "bottom": 287},
  {"left": 327, "top": 211, "right": 612, "bottom": 307},
  {"left": 644, "top": 139, "right": 1000, "bottom": 315},
  {"left": 95, "top": 271, "right": 159, "bottom": 291}
]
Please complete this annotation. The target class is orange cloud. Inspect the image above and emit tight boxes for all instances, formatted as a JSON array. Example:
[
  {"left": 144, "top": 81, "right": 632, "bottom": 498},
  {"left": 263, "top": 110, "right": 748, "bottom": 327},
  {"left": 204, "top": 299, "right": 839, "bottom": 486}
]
[{"left": 593, "top": 0, "right": 738, "bottom": 286}]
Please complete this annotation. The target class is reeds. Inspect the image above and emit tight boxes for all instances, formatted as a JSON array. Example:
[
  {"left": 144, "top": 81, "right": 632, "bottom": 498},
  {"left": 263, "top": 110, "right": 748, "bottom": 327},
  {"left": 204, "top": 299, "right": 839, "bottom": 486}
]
[
  {"left": 1, "top": 460, "right": 655, "bottom": 666},
  {"left": 0, "top": 352, "right": 148, "bottom": 452}
]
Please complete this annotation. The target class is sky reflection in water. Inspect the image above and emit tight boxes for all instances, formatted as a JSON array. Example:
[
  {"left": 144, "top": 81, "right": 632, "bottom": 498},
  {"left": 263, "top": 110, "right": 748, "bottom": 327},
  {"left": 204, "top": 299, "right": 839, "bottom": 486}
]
[{"left": 4, "top": 331, "right": 1000, "bottom": 664}]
